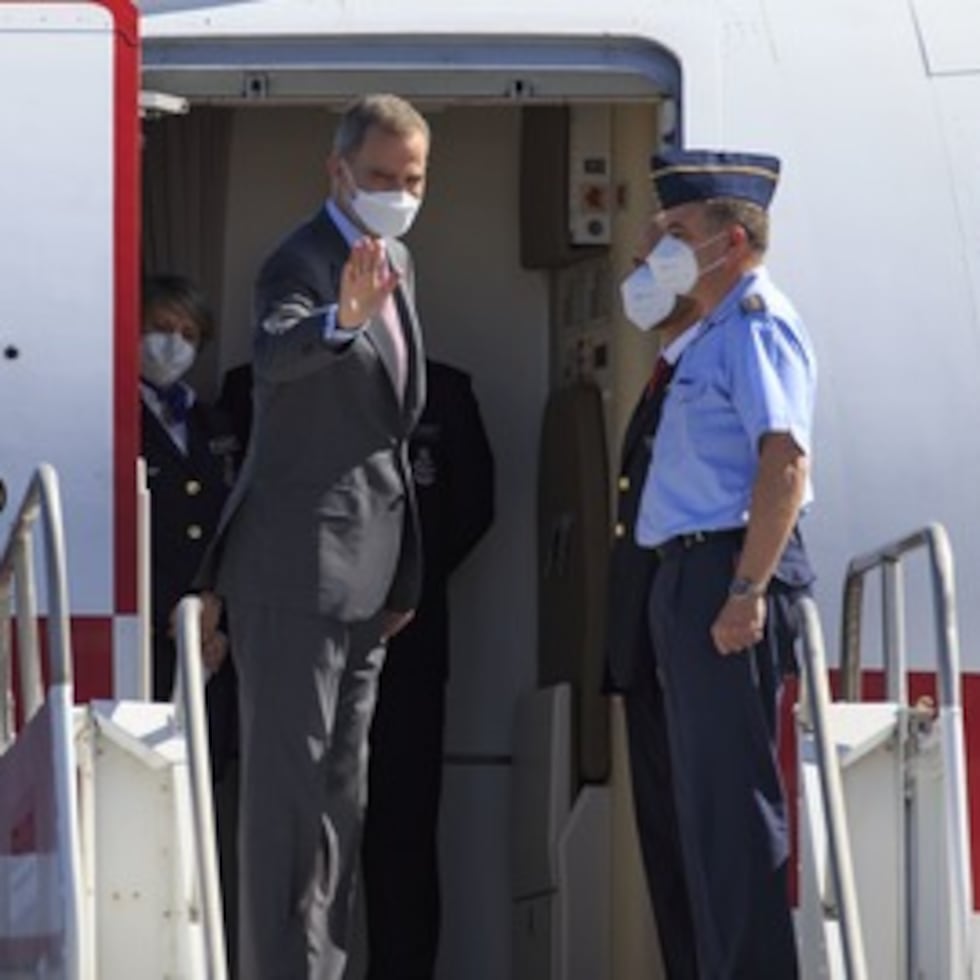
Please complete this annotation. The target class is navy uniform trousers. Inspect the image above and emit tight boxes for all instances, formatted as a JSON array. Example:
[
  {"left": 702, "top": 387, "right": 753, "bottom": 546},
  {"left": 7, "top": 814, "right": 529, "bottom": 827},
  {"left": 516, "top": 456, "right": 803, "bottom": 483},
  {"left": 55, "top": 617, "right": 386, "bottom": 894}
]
[
  {"left": 649, "top": 529, "right": 811, "bottom": 980},
  {"left": 362, "top": 359, "right": 494, "bottom": 980},
  {"left": 605, "top": 376, "right": 698, "bottom": 979}
]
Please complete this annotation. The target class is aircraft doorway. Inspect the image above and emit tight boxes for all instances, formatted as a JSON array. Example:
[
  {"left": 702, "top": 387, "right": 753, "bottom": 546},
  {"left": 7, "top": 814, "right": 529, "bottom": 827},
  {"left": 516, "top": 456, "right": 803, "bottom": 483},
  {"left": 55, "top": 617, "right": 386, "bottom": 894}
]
[{"left": 141, "top": 95, "right": 669, "bottom": 979}]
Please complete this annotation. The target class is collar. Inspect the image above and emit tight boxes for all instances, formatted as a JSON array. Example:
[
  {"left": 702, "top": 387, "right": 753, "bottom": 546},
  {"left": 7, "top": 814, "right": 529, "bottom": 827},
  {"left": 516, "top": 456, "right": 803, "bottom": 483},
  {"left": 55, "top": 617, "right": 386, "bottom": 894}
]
[
  {"left": 662, "top": 321, "right": 704, "bottom": 366},
  {"left": 326, "top": 198, "right": 367, "bottom": 248},
  {"left": 140, "top": 379, "right": 195, "bottom": 423}
]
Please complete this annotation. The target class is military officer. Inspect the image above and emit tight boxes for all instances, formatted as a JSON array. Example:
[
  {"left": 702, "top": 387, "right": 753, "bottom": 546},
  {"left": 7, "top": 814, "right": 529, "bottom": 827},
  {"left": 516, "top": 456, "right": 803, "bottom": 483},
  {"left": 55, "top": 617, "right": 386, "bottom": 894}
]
[{"left": 633, "top": 150, "right": 816, "bottom": 978}]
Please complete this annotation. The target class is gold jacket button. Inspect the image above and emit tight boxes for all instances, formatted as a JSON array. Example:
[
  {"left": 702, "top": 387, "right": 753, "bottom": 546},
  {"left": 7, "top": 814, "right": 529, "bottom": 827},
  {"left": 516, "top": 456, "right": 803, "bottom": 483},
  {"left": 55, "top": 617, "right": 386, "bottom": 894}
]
[
  {"left": 618, "top": 476, "right": 630, "bottom": 492},
  {"left": 185, "top": 479, "right": 202, "bottom": 496},
  {"left": 187, "top": 524, "right": 203, "bottom": 540},
  {"left": 614, "top": 522, "right": 626, "bottom": 539}
]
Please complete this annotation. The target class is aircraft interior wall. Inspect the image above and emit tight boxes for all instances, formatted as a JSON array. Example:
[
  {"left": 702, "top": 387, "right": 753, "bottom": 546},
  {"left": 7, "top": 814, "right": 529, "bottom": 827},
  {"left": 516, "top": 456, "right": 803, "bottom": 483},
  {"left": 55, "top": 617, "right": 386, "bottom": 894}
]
[{"left": 142, "top": 97, "right": 668, "bottom": 979}]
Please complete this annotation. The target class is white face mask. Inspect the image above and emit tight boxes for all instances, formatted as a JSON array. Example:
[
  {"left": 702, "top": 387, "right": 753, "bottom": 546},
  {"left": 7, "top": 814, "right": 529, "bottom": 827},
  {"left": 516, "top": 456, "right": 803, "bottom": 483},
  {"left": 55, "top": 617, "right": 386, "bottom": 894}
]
[
  {"left": 342, "top": 161, "right": 422, "bottom": 239},
  {"left": 620, "top": 231, "right": 728, "bottom": 331},
  {"left": 647, "top": 235, "right": 700, "bottom": 294},
  {"left": 619, "top": 263, "right": 678, "bottom": 331},
  {"left": 350, "top": 187, "right": 420, "bottom": 239},
  {"left": 140, "top": 332, "right": 196, "bottom": 388},
  {"left": 648, "top": 231, "right": 729, "bottom": 294}
]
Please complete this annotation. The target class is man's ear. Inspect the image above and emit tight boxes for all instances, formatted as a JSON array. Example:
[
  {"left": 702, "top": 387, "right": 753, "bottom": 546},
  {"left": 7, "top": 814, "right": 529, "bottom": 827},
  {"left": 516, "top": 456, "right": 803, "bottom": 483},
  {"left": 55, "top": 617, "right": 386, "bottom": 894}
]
[{"left": 727, "top": 222, "right": 752, "bottom": 262}]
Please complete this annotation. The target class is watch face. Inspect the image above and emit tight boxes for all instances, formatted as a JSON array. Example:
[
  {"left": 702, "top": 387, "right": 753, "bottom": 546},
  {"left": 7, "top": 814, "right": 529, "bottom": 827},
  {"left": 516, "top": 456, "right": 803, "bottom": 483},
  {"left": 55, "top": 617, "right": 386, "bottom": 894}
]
[{"left": 730, "top": 577, "right": 759, "bottom": 598}]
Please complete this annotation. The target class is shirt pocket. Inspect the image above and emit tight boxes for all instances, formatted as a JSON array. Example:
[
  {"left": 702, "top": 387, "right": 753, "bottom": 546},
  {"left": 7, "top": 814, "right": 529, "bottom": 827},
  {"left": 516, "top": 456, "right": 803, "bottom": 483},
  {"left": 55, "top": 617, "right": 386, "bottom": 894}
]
[
  {"left": 671, "top": 377, "right": 734, "bottom": 450},
  {"left": 670, "top": 377, "right": 709, "bottom": 403}
]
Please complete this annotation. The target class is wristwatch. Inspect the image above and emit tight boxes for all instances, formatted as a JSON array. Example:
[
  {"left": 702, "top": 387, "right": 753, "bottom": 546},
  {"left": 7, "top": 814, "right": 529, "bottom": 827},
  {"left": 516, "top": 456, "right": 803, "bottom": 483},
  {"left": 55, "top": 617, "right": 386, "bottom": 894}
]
[{"left": 729, "top": 576, "right": 765, "bottom": 599}]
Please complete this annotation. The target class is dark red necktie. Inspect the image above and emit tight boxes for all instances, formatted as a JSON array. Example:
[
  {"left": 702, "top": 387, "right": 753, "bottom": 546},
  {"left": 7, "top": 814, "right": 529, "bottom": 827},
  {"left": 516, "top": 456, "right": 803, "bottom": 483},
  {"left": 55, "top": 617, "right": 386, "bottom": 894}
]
[{"left": 646, "top": 355, "right": 675, "bottom": 398}]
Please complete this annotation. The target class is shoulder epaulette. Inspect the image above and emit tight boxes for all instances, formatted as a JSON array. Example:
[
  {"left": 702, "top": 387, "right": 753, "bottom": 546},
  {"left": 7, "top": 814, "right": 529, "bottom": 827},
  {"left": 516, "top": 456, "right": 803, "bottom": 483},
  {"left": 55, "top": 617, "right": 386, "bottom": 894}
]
[{"left": 740, "top": 293, "right": 768, "bottom": 314}]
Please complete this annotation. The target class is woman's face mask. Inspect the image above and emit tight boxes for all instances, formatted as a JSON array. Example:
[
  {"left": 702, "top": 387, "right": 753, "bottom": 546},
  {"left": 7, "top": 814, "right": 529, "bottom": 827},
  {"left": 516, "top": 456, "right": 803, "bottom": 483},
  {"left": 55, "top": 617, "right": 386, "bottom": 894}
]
[{"left": 140, "top": 331, "right": 196, "bottom": 388}]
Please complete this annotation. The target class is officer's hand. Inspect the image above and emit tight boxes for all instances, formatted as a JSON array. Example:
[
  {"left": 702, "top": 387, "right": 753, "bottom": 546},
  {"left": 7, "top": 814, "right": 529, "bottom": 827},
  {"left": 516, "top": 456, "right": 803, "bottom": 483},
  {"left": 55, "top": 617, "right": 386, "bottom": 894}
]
[
  {"left": 338, "top": 238, "right": 399, "bottom": 329},
  {"left": 711, "top": 595, "right": 767, "bottom": 655},
  {"left": 202, "top": 629, "right": 229, "bottom": 673},
  {"left": 169, "top": 590, "right": 223, "bottom": 643},
  {"left": 381, "top": 608, "right": 415, "bottom": 642}
]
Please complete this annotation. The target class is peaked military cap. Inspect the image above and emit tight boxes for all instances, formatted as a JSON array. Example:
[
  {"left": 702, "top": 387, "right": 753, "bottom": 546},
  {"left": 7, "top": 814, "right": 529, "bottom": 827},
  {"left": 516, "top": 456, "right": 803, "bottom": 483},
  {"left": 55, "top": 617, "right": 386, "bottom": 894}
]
[{"left": 650, "top": 149, "right": 781, "bottom": 210}]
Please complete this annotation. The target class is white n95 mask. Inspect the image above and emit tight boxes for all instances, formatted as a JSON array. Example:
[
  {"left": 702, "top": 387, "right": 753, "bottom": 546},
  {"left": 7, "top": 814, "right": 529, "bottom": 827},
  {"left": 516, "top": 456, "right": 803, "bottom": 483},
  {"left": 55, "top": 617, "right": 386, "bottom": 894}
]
[
  {"left": 648, "top": 231, "right": 729, "bottom": 294},
  {"left": 619, "top": 263, "right": 677, "bottom": 331},
  {"left": 140, "top": 332, "right": 196, "bottom": 388},
  {"left": 350, "top": 187, "right": 421, "bottom": 239},
  {"left": 647, "top": 235, "right": 700, "bottom": 294},
  {"left": 620, "top": 231, "right": 729, "bottom": 330}
]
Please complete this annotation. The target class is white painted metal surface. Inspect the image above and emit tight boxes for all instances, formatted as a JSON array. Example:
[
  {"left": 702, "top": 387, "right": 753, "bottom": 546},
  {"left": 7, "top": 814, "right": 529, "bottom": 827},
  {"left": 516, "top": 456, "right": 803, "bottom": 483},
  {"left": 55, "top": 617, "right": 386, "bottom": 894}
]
[
  {"left": 84, "top": 696, "right": 225, "bottom": 980},
  {"left": 512, "top": 686, "right": 611, "bottom": 979},
  {"left": 0, "top": 6, "right": 115, "bottom": 614}
]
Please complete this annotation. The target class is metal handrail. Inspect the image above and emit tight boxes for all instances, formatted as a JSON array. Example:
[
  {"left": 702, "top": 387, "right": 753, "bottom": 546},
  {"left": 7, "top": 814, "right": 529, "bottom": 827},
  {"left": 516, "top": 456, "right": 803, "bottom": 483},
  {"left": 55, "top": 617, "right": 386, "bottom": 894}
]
[
  {"left": 0, "top": 464, "right": 74, "bottom": 721},
  {"left": 173, "top": 596, "right": 229, "bottom": 980},
  {"left": 840, "top": 523, "right": 959, "bottom": 706},
  {"left": 136, "top": 456, "right": 152, "bottom": 700},
  {"left": 798, "top": 596, "right": 869, "bottom": 980},
  {"left": 0, "top": 463, "right": 86, "bottom": 977},
  {"left": 838, "top": 522, "right": 972, "bottom": 978}
]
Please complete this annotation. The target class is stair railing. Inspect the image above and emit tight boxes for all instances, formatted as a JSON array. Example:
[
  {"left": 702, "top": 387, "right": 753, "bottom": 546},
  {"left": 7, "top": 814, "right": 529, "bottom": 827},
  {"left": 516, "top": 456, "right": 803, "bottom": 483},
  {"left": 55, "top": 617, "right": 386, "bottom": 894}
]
[
  {"left": 0, "top": 463, "right": 86, "bottom": 977},
  {"left": 839, "top": 522, "right": 971, "bottom": 980},
  {"left": 797, "top": 595, "right": 870, "bottom": 980}
]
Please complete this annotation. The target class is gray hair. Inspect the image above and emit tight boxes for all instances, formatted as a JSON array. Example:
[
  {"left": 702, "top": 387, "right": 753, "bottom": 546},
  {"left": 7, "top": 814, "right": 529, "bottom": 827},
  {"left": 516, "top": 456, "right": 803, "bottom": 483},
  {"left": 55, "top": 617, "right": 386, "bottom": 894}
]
[
  {"left": 333, "top": 93, "right": 430, "bottom": 158},
  {"left": 704, "top": 198, "right": 770, "bottom": 255}
]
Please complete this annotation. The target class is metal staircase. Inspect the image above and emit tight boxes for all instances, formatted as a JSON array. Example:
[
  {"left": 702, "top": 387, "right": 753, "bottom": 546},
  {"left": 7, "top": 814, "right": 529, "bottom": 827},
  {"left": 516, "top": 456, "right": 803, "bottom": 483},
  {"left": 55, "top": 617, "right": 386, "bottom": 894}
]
[
  {"left": 797, "top": 524, "right": 974, "bottom": 979},
  {"left": 0, "top": 464, "right": 225, "bottom": 979}
]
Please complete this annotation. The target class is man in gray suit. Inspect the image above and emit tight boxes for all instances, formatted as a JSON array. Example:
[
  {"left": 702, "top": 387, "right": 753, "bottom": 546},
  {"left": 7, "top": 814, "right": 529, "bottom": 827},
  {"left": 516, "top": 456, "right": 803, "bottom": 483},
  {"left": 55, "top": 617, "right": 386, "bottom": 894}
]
[{"left": 197, "top": 94, "right": 429, "bottom": 980}]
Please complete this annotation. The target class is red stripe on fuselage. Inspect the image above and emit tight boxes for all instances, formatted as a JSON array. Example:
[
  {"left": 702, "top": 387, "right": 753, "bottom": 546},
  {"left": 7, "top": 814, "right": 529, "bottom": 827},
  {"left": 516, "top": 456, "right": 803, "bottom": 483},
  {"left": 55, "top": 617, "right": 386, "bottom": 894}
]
[{"left": 100, "top": 0, "right": 140, "bottom": 616}]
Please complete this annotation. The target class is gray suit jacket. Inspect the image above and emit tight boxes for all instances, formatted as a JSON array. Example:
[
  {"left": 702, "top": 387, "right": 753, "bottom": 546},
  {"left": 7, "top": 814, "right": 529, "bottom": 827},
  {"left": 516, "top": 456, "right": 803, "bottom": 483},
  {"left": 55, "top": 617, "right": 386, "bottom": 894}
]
[{"left": 199, "top": 208, "right": 426, "bottom": 620}]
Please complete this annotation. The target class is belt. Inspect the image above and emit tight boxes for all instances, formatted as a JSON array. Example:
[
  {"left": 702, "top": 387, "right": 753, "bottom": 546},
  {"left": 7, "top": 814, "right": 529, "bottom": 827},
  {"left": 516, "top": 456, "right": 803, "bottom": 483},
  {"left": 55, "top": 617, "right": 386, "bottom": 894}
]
[{"left": 654, "top": 528, "right": 744, "bottom": 561}]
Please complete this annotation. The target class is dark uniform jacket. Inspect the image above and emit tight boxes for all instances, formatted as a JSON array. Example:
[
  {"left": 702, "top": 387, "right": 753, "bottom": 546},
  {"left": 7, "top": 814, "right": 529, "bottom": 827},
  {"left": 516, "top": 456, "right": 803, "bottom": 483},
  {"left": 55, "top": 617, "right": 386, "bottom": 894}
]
[
  {"left": 603, "top": 384, "right": 665, "bottom": 693},
  {"left": 388, "top": 359, "right": 495, "bottom": 677},
  {"left": 142, "top": 398, "right": 239, "bottom": 776}
]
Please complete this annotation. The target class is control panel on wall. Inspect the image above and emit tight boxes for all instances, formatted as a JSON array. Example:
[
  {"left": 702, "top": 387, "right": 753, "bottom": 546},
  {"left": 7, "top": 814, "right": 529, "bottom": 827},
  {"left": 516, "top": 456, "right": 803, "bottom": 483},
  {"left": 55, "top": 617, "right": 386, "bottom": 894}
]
[
  {"left": 551, "top": 254, "right": 614, "bottom": 400},
  {"left": 567, "top": 105, "right": 612, "bottom": 246}
]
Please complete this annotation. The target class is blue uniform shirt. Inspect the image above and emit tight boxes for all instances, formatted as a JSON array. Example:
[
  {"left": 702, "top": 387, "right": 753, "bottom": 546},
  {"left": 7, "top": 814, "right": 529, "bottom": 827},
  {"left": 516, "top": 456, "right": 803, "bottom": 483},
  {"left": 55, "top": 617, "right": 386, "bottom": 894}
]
[{"left": 636, "top": 267, "right": 816, "bottom": 548}]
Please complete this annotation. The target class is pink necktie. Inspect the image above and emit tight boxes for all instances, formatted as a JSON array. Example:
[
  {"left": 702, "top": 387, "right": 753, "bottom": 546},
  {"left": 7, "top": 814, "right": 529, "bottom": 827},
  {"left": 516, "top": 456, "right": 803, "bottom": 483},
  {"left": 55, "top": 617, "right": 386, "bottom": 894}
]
[{"left": 380, "top": 292, "right": 408, "bottom": 401}]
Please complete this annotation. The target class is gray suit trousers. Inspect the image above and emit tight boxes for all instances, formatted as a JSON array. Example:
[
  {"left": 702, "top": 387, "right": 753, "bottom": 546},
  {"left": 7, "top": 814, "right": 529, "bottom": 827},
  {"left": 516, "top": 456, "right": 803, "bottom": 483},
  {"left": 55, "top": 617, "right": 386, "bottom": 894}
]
[{"left": 228, "top": 600, "right": 385, "bottom": 980}]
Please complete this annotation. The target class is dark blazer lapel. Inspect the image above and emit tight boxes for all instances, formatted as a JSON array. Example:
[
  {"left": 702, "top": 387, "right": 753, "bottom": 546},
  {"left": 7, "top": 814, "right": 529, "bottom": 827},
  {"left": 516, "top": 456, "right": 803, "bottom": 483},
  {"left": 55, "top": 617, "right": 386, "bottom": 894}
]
[{"left": 141, "top": 401, "right": 190, "bottom": 470}]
